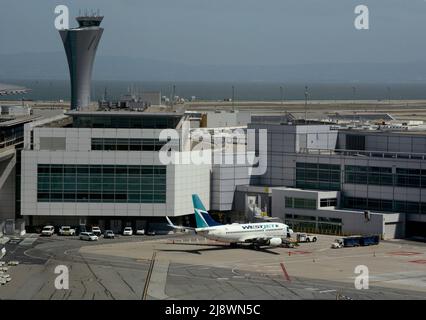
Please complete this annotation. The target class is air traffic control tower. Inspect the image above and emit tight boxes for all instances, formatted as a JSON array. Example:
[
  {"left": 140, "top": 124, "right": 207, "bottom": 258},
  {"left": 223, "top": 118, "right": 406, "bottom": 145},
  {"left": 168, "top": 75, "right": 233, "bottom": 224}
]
[{"left": 59, "top": 15, "right": 104, "bottom": 110}]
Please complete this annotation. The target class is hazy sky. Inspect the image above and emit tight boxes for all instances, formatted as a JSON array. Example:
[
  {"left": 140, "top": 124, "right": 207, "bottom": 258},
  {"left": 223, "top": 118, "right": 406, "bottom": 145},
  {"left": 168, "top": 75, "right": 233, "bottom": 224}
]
[{"left": 1, "top": 0, "right": 425, "bottom": 66}]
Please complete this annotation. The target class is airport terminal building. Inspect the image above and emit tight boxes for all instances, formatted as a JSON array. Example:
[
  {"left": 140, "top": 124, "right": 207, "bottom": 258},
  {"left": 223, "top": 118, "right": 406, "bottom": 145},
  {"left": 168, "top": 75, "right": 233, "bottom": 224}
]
[
  {"left": 229, "top": 117, "right": 426, "bottom": 238},
  {"left": 16, "top": 111, "right": 426, "bottom": 238},
  {"left": 20, "top": 111, "right": 210, "bottom": 231}
]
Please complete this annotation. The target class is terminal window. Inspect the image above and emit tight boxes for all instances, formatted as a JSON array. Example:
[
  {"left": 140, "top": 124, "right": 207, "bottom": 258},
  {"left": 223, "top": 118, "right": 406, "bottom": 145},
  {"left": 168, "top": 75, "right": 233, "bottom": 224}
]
[
  {"left": 91, "top": 138, "right": 177, "bottom": 151},
  {"left": 285, "top": 197, "right": 316, "bottom": 209},
  {"left": 345, "top": 165, "right": 426, "bottom": 188},
  {"left": 342, "top": 196, "right": 426, "bottom": 214},
  {"left": 37, "top": 164, "right": 166, "bottom": 203},
  {"left": 320, "top": 198, "right": 337, "bottom": 207},
  {"left": 346, "top": 134, "right": 365, "bottom": 150},
  {"left": 296, "top": 162, "right": 341, "bottom": 191}
]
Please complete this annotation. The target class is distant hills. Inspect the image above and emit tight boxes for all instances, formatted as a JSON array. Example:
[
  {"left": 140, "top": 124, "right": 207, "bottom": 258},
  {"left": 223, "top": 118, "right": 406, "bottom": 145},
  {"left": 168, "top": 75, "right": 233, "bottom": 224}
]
[{"left": 1, "top": 52, "right": 426, "bottom": 83}]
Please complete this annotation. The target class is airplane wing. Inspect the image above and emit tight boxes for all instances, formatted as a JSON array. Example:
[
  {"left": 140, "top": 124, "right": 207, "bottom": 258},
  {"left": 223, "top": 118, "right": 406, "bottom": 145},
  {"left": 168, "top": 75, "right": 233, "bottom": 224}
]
[{"left": 166, "top": 216, "right": 196, "bottom": 231}]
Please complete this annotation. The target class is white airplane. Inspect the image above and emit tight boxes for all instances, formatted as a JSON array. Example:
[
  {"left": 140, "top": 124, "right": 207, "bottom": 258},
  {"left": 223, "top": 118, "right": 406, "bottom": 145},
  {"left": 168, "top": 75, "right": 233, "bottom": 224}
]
[{"left": 166, "top": 194, "right": 293, "bottom": 249}]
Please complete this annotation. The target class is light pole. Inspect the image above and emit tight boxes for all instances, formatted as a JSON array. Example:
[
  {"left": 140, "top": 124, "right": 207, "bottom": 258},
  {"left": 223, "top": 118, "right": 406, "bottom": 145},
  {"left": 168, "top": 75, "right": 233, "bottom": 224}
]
[
  {"left": 172, "top": 84, "right": 176, "bottom": 108},
  {"left": 232, "top": 85, "right": 235, "bottom": 112},
  {"left": 352, "top": 86, "right": 356, "bottom": 104},
  {"left": 304, "top": 85, "right": 309, "bottom": 123},
  {"left": 387, "top": 86, "right": 391, "bottom": 104}
]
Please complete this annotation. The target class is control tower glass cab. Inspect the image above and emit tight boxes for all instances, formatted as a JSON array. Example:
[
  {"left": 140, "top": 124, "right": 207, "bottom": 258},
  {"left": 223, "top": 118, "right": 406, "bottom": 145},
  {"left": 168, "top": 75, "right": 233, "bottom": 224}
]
[
  {"left": 59, "top": 15, "right": 104, "bottom": 110},
  {"left": 76, "top": 16, "right": 104, "bottom": 28}
]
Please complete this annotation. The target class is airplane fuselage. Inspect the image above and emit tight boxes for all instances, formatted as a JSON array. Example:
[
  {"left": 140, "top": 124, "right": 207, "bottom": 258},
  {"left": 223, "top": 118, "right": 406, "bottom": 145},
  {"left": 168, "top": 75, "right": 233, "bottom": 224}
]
[{"left": 196, "top": 222, "right": 289, "bottom": 244}]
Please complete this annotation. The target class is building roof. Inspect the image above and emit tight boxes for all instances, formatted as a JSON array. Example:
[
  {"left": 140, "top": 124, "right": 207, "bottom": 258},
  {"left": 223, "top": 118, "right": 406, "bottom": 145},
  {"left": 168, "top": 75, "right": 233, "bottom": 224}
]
[{"left": 328, "top": 113, "right": 395, "bottom": 122}]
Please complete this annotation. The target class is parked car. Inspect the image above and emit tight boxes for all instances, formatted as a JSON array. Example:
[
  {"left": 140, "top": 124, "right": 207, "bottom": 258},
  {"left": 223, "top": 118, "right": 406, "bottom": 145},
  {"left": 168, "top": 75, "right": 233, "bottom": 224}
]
[
  {"left": 91, "top": 226, "right": 102, "bottom": 236},
  {"left": 122, "top": 227, "right": 133, "bottom": 236},
  {"left": 41, "top": 225, "right": 55, "bottom": 236},
  {"left": 59, "top": 226, "right": 76, "bottom": 236},
  {"left": 104, "top": 230, "right": 115, "bottom": 239},
  {"left": 79, "top": 232, "right": 98, "bottom": 241},
  {"left": 136, "top": 228, "right": 145, "bottom": 235},
  {"left": 146, "top": 230, "right": 156, "bottom": 236}
]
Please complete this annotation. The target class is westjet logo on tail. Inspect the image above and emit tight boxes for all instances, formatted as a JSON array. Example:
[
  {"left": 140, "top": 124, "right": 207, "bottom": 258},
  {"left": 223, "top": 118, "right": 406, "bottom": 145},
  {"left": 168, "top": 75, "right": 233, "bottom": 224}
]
[{"left": 193, "top": 194, "right": 222, "bottom": 228}]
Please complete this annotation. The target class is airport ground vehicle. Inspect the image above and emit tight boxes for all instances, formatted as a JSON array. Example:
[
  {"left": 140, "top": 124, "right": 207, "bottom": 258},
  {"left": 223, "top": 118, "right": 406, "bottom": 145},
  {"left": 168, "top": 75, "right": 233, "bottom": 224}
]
[
  {"left": 0, "top": 246, "right": 5, "bottom": 260},
  {"left": 41, "top": 226, "right": 55, "bottom": 236},
  {"left": 361, "top": 235, "right": 380, "bottom": 246},
  {"left": 280, "top": 238, "right": 296, "bottom": 248},
  {"left": 104, "top": 230, "right": 115, "bottom": 239},
  {"left": 296, "top": 233, "right": 317, "bottom": 243},
  {"left": 91, "top": 226, "right": 102, "bottom": 236},
  {"left": 122, "top": 227, "right": 133, "bottom": 236},
  {"left": 331, "top": 235, "right": 380, "bottom": 248},
  {"left": 79, "top": 232, "right": 98, "bottom": 241},
  {"left": 59, "top": 226, "right": 75, "bottom": 236},
  {"left": 331, "top": 239, "right": 344, "bottom": 249}
]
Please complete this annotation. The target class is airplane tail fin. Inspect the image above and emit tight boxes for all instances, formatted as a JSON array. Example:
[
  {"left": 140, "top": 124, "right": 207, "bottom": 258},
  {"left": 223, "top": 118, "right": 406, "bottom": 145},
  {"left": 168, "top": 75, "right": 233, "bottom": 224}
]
[{"left": 192, "top": 194, "right": 222, "bottom": 228}]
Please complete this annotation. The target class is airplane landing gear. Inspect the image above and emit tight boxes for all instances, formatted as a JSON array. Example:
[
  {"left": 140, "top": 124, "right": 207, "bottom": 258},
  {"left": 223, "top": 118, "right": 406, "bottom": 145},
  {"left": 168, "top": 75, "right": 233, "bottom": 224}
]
[{"left": 251, "top": 244, "right": 260, "bottom": 251}]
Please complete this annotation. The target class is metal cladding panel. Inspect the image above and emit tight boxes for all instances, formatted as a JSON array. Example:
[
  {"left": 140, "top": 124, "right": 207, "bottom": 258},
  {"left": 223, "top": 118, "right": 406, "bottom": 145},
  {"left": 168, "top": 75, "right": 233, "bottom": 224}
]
[{"left": 60, "top": 28, "right": 104, "bottom": 110}]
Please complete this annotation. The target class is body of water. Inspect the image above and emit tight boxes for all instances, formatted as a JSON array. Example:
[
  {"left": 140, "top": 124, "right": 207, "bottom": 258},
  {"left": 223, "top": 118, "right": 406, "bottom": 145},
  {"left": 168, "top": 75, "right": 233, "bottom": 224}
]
[{"left": 2, "top": 80, "right": 426, "bottom": 102}]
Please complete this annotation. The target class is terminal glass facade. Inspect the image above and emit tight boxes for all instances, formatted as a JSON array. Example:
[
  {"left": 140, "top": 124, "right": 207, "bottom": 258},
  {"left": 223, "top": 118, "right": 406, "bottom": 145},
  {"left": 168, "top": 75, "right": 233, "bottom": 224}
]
[
  {"left": 37, "top": 164, "right": 166, "bottom": 203},
  {"left": 345, "top": 165, "right": 393, "bottom": 186},
  {"left": 285, "top": 197, "right": 316, "bottom": 209},
  {"left": 344, "top": 165, "right": 426, "bottom": 188},
  {"left": 342, "top": 196, "right": 426, "bottom": 214},
  {"left": 395, "top": 168, "right": 426, "bottom": 188},
  {"left": 296, "top": 162, "right": 341, "bottom": 190}
]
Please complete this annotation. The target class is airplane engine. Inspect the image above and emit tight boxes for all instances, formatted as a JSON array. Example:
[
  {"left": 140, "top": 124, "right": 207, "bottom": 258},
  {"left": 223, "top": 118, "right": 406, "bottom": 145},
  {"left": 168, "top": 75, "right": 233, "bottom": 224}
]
[{"left": 268, "top": 238, "right": 282, "bottom": 246}]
